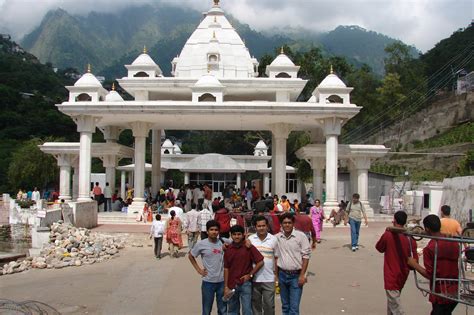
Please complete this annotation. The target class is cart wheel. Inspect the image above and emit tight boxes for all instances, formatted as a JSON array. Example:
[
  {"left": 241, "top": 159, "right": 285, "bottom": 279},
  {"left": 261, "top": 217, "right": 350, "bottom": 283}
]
[{"left": 409, "top": 225, "right": 424, "bottom": 241}]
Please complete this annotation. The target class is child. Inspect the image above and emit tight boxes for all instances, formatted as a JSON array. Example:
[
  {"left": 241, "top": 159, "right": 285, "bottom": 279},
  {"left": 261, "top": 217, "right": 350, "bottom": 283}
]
[
  {"left": 150, "top": 214, "right": 165, "bottom": 259},
  {"left": 224, "top": 225, "right": 264, "bottom": 315}
]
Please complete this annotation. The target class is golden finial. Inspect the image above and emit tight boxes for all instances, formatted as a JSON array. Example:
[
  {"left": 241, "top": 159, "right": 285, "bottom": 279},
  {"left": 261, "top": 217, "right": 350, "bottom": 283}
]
[
  {"left": 330, "top": 64, "right": 334, "bottom": 74},
  {"left": 112, "top": 83, "right": 116, "bottom": 91},
  {"left": 87, "top": 64, "right": 91, "bottom": 73},
  {"left": 143, "top": 45, "right": 147, "bottom": 54},
  {"left": 280, "top": 46, "right": 284, "bottom": 54},
  {"left": 207, "top": 64, "right": 211, "bottom": 73}
]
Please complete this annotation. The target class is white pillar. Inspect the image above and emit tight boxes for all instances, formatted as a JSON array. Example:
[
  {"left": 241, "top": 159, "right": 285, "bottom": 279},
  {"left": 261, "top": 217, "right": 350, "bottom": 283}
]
[
  {"left": 103, "top": 155, "right": 116, "bottom": 194},
  {"left": 352, "top": 157, "right": 374, "bottom": 219},
  {"left": 236, "top": 173, "right": 242, "bottom": 191},
  {"left": 74, "top": 116, "right": 97, "bottom": 201},
  {"left": 101, "top": 126, "right": 121, "bottom": 143},
  {"left": 151, "top": 129, "right": 162, "bottom": 196},
  {"left": 310, "top": 158, "right": 325, "bottom": 201},
  {"left": 263, "top": 173, "right": 270, "bottom": 195},
  {"left": 72, "top": 158, "right": 79, "bottom": 200},
  {"left": 120, "top": 171, "right": 126, "bottom": 199},
  {"left": 349, "top": 167, "right": 357, "bottom": 197},
  {"left": 184, "top": 172, "right": 190, "bottom": 185},
  {"left": 130, "top": 122, "right": 150, "bottom": 213},
  {"left": 57, "top": 154, "right": 73, "bottom": 201},
  {"left": 270, "top": 124, "right": 291, "bottom": 197},
  {"left": 323, "top": 118, "right": 341, "bottom": 212}
]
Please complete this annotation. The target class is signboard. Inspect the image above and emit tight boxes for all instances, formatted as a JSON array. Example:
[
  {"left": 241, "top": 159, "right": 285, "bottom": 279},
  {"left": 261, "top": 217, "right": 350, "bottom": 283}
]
[{"left": 37, "top": 210, "right": 46, "bottom": 218}]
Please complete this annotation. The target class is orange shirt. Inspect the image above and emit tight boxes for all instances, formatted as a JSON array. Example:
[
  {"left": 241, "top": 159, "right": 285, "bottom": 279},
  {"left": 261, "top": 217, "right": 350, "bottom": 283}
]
[
  {"left": 281, "top": 200, "right": 290, "bottom": 212},
  {"left": 92, "top": 186, "right": 102, "bottom": 196},
  {"left": 440, "top": 218, "right": 462, "bottom": 236}
]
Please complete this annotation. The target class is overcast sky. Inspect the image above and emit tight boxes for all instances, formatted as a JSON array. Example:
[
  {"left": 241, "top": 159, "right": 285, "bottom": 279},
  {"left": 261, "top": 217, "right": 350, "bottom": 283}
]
[{"left": 0, "top": 0, "right": 472, "bottom": 52}]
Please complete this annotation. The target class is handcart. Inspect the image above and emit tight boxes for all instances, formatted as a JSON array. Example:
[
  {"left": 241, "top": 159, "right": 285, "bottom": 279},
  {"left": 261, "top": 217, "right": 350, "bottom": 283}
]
[{"left": 388, "top": 226, "right": 474, "bottom": 307}]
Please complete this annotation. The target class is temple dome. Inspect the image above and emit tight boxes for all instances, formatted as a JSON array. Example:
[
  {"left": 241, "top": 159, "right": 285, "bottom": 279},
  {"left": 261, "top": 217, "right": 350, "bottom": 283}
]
[
  {"left": 270, "top": 53, "right": 295, "bottom": 67},
  {"left": 162, "top": 139, "right": 174, "bottom": 148},
  {"left": 74, "top": 73, "right": 102, "bottom": 87},
  {"left": 318, "top": 73, "right": 347, "bottom": 88},
  {"left": 194, "top": 74, "right": 223, "bottom": 88},
  {"left": 255, "top": 140, "right": 268, "bottom": 150},
  {"left": 131, "top": 53, "right": 158, "bottom": 67},
  {"left": 105, "top": 90, "right": 123, "bottom": 102}
]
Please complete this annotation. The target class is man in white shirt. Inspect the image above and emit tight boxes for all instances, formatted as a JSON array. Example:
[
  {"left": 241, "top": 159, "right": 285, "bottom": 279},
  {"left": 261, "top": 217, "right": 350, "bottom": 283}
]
[
  {"left": 198, "top": 204, "right": 214, "bottom": 239},
  {"left": 31, "top": 187, "right": 41, "bottom": 203},
  {"left": 248, "top": 215, "right": 278, "bottom": 315},
  {"left": 184, "top": 202, "right": 201, "bottom": 250},
  {"left": 169, "top": 200, "right": 184, "bottom": 220},
  {"left": 103, "top": 182, "right": 112, "bottom": 212},
  {"left": 150, "top": 214, "right": 165, "bottom": 259},
  {"left": 185, "top": 185, "right": 193, "bottom": 212}
]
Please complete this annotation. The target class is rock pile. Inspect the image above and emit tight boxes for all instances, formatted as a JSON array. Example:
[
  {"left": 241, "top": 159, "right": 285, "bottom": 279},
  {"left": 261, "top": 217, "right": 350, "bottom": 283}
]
[{"left": 2, "top": 222, "right": 126, "bottom": 275}]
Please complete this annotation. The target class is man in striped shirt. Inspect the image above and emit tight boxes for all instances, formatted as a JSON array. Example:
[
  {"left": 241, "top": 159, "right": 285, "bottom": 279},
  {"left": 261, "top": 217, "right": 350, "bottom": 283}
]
[{"left": 198, "top": 203, "right": 214, "bottom": 239}]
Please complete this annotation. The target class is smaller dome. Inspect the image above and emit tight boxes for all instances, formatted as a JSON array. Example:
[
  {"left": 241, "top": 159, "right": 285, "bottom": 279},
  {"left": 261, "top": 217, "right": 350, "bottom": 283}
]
[
  {"left": 131, "top": 53, "right": 158, "bottom": 67},
  {"left": 162, "top": 139, "right": 174, "bottom": 148},
  {"left": 255, "top": 140, "right": 268, "bottom": 150},
  {"left": 74, "top": 73, "right": 102, "bottom": 87},
  {"left": 105, "top": 90, "right": 123, "bottom": 102},
  {"left": 270, "top": 54, "right": 295, "bottom": 67},
  {"left": 173, "top": 144, "right": 182, "bottom": 154},
  {"left": 194, "top": 74, "right": 223, "bottom": 88},
  {"left": 318, "top": 74, "right": 347, "bottom": 88}
]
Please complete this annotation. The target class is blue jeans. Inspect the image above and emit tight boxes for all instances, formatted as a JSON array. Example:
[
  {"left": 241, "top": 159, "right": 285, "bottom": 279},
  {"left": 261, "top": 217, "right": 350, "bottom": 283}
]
[
  {"left": 201, "top": 281, "right": 226, "bottom": 315},
  {"left": 279, "top": 271, "right": 303, "bottom": 315},
  {"left": 228, "top": 281, "right": 252, "bottom": 315},
  {"left": 349, "top": 218, "right": 361, "bottom": 247}
]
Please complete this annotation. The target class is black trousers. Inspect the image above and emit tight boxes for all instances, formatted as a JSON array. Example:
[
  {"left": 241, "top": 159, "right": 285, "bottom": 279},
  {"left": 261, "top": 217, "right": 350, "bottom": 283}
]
[
  {"left": 431, "top": 302, "right": 457, "bottom": 315},
  {"left": 154, "top": 237, "right": 163, "bottom": 258}
]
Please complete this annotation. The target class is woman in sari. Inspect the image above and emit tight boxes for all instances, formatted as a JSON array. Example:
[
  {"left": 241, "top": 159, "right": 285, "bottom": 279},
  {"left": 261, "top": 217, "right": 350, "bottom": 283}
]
[
  {"left": 310, "top": 199, "right": 325, "bottom": 243},
  {"left": 166, "top": 210, "right": 183, "bottom": 258}
]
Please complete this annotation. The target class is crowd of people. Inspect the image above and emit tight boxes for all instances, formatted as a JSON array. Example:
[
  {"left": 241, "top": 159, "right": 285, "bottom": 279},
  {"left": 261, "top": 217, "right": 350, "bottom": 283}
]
[{"left": 15, "top": 187, "right": 59, "bottom": 203}]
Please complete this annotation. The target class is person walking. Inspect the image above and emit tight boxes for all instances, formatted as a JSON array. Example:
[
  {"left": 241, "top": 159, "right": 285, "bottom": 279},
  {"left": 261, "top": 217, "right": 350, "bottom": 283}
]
[
  {"left": 31, "top": 187, "right": 41, "bottom": 204},
  {"left": 408, "top": 215, "right": 460, "bottom": 315},
  {"left": 184, "top": 203, "right": 201, "bottom": 251},
  {"left": 376, "top": 211, "right": 418, "bottom": 315},
  {"left": 310, "top": 199, "right": 325, "bottom": 243},
  {"left": 224, "top": 225, "right": 264, "bottom": 315},
  {"left": 275, "top": 212, "right": 311, "bottom": 315},
  {"left": 103, "top": 182, "right": 112, "bottom": 212},
  {"left": 189, "top": 220, "right": 229, "bottom": 315},
  {"left": 198, "top": 203, "right": 214, "bottom": 240},
  {"left": 294, "top": 211, "right": 317, "bottom": 249},
  {"left": 166, "top": 210, "right": 183, "bottom": 258},
  {"left": 345, "top": 193, "right": 368, "bottom": 252},
  {"left": 150, "top": 214, "right": 165, "bottom": 259},
  {"left": 440, "top": 205, "right": 462, "bottom": 237},
  {"left": 249, "top": 215, "right": 278, "bottom": 315}
]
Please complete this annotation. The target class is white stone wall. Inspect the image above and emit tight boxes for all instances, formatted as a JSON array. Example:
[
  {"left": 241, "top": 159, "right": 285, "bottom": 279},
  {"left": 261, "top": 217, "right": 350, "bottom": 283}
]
[{"left": 441, "top": 176, "right": 474, "bottom": 228}]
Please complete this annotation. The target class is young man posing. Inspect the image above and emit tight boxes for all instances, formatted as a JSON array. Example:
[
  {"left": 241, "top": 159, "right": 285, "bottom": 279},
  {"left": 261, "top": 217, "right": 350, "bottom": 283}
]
[
  {"left": 224, "top": 225, "right": 264, "bottom": 315},
  {"left": 376, "top": 211, "right": 418, "bottom": 315},
  {"left": 150, "top": 214, "right": 165, "bottom": 259},
  {"left": 275, "top": 212, "right": 312, "bottom": 315},
  {"left": 189, "top": 220, "right": 228, "bottom": 315},
  {"left": 249, "top": 215, "right": 278, "bottom": 315},
  {"left": 408, "top": 215, "right": 460, "bottom": 315}
]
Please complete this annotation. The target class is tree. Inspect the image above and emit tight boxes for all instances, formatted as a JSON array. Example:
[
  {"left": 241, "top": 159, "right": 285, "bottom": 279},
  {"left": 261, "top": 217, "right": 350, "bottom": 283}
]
[{"left": 7, "top": 138, "right": 59, "bottom": 191}]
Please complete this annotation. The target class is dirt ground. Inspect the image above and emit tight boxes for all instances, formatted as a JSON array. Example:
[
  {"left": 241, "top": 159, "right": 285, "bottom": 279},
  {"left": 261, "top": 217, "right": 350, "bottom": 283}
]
[{"left": 0, "top": 222, "right": 471, "bottom": 315}]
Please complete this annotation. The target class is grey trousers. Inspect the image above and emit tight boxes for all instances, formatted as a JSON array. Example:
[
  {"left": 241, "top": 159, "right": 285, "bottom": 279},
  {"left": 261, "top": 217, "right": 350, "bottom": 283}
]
[
  {"left": 252, "top": 282, "right": 275, "bottom": 315},
  {"left": 386, "top": 290, "right": 405, "bottom": 315}
]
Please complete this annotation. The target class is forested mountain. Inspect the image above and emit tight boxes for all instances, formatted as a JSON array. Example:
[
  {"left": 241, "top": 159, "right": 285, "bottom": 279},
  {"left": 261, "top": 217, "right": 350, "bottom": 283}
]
[{"left": 21, "top": 4, "right": 416, "bottom": 77}]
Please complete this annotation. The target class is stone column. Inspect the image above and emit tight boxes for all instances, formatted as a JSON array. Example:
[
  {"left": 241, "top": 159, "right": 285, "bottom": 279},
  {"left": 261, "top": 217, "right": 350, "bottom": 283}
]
[
  {"left": 57, "top": 154, "right": 73, "bottom": 201},
  {"left": 120, "top": 171, "right": 126, "bottom": 199},
  {"left": 151, "top": 129, "right": 162, "bottom": 196},
  {"left": 72, "top": 158, "right": 79, "bottom": 200},
  {"left": 74, "top": 115, "right": 97, "bottom": 201},
  {"left": 101, "top": 126, "right": 121, "bottom": 143},
  {"left": 184, "top": 172, "right": 190, "bottom": 185},
  {"left": 352, "top": 157, "right": 374, "bottom": 219},
  {"left": 236, "top": 173, "right": 242, "bottom": 191},
  {"left": 129, "top": 122, "right": 150, "bottom": 213},
  {"left": 263, "top": 173, "right": 270, "bottom": 195},
  {"left": 270, "top": 124, "right": 291, "bottom": 197},
  {"left": 103, "top": 155, "right": 117, "bottom": 193},
  {"left": 310, "top": 158, "right": 325, "bottom": 201},
  {"left": 323, "top": 118, "right": 341, "bottom": 213}
]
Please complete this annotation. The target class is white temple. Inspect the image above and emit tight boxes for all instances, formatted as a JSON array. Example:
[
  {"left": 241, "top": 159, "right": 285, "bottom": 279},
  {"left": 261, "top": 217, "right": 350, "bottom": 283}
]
[{"left": 42, "top": 0, "right": 388, "bottom": 217}]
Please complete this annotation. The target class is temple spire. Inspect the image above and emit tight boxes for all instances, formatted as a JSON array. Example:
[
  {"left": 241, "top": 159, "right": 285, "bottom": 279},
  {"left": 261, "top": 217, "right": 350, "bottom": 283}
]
[
  {"left": 213, "top": 0, "right": 220, "bottom": 6},
  {"left": 143, "top": 45, "right": 147, "bottom": 54},
  {"left": 280, "top": 46, "right": 284, "bottom": 54},
  {"left": 330, "top": 64, "right": 334, "bottom": 74},
  {"left": 87, "top": 64, "right": 91, "bottom": 73},
  {"left": 112, "top": 82, "right": 116, "bottom": 91}
]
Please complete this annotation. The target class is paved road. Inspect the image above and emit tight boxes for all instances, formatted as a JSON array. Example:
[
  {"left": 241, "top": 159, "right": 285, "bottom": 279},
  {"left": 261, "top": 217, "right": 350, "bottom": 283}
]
[{"left": 0, "top": 223, "right": 470, "bottom": 314}]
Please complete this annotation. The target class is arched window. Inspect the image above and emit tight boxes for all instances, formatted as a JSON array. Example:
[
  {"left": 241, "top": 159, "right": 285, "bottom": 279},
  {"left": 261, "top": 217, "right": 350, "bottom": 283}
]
[
  {"left": 134, "top": 71, "right": 149, "bottom": 78},
  {"left": 327, "top": 95, "right": 343, "bottom": 103},
  {"left": 208, "top": 54, "right": 218, "bottom": 63},
  {"left": 76, "top": 93, "right": 92, "bottom": 101},
  {"left": 198, "top": 93, "right": 217, "bottom": 102},
  {"left": 164, "top": 149, "right": 170, "bottom": 154},
  {"left": 276, "top": 72, "right": 291, "bottom": 78}
]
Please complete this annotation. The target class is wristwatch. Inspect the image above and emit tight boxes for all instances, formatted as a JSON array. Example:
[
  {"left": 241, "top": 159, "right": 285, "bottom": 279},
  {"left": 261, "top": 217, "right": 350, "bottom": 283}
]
[{"left": 249, "top": 273, "right": 253, "bottom": 279}]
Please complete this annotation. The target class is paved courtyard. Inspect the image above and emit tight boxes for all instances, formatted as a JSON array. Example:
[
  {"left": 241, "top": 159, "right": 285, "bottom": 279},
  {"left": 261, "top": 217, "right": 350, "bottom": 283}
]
[{"left": 0, "top": 222, "right": 470, "bottom": 314}]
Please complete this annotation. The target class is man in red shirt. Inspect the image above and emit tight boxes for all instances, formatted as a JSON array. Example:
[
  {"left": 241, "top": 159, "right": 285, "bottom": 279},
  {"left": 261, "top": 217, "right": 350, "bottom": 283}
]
[
  {"left": 376, "top": 211, "right": 418, "bottom": 315},
  {"left": 294, "top": 211, "right": 317, "bottom": 249},
  {"left": 224, "top": 225, "right": 264, "bottom": 315},
  {"left": 408, "top": 214, "right": 460, "bottom": 315}
]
